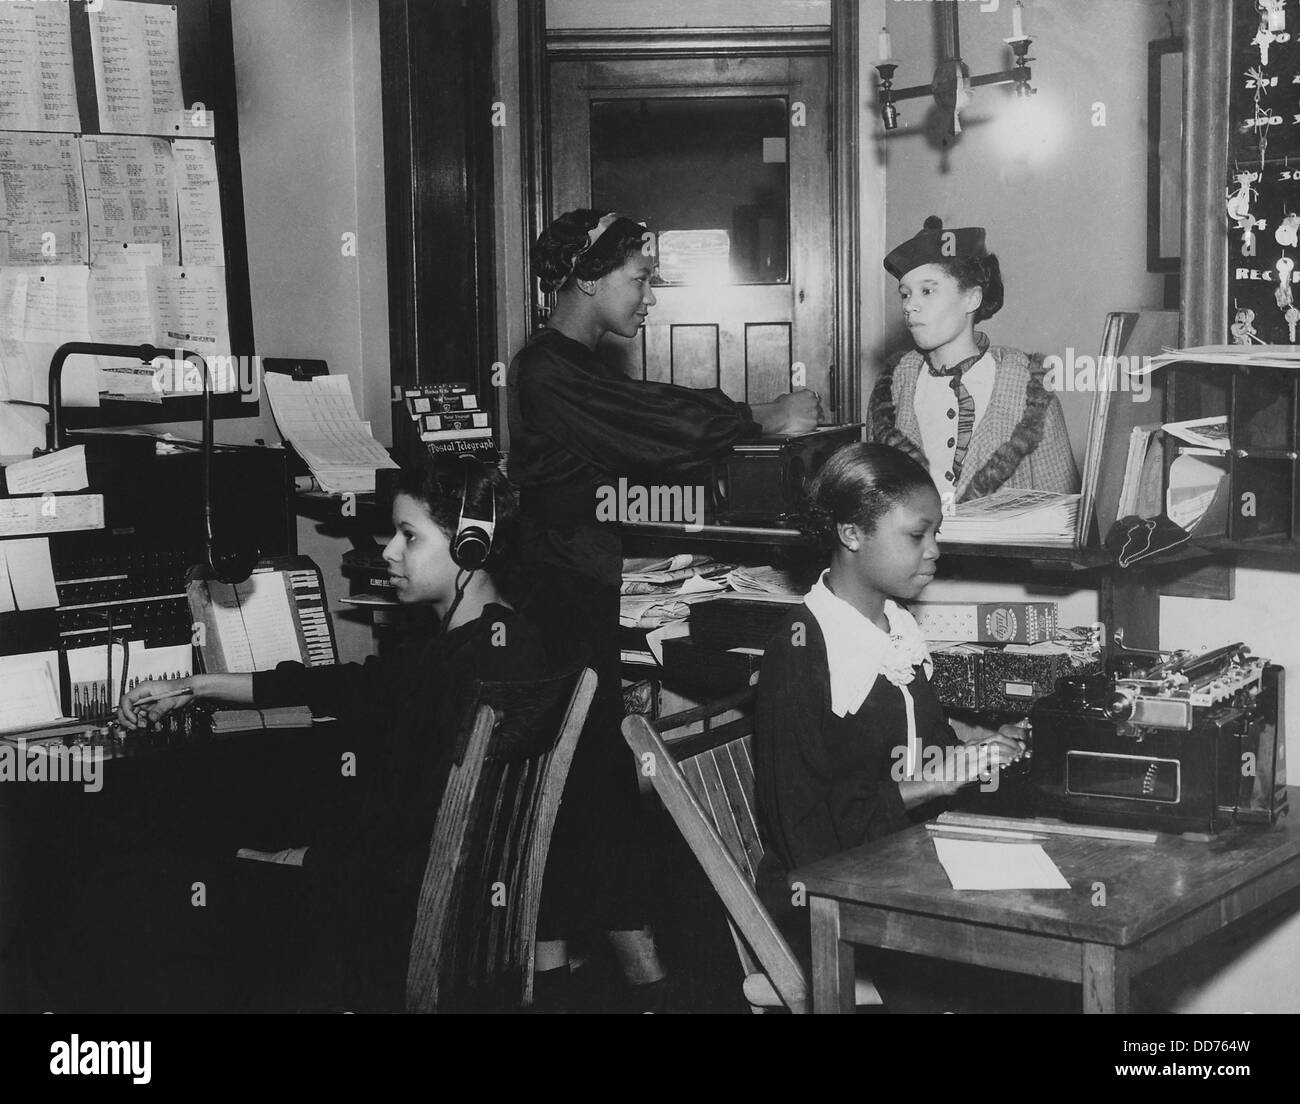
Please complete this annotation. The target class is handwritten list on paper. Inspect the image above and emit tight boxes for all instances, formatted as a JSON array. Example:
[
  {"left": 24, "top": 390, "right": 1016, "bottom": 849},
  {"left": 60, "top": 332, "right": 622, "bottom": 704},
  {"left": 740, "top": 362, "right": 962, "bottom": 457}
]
[
  {"left": 0, "top": 133, "right": 88, "bottom": 264},
  {"left": 174, "top": 140, "right": 224, "bottom": 266},
  {"left": 81, "top": 135, "right": 179, "bottom": 265},
  {"left": 0, "top": 266, "right": 91, "bottom": 345},
  {"left": 0, "top": 1, "right": 80, "bottom": 133},
  {"left": 89, "top": 0, "right": 184, "bottom": 136}
]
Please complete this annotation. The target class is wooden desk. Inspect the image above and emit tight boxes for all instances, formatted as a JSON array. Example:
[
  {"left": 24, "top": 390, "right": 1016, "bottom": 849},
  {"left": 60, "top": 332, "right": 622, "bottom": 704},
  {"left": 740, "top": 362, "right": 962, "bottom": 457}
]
[{"left": 792, "top": 793, "right": 1300, "bottom": 1013}]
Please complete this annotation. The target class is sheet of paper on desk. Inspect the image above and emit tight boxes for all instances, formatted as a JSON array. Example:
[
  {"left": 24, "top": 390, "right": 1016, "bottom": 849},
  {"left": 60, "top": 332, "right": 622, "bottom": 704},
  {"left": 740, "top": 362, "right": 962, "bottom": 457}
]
[
  {"left": 0, "top": 651, "right": 62, "bottom": 731},
  {"left": 932, "top": 837, "right": 1070, "bottom": 890}
]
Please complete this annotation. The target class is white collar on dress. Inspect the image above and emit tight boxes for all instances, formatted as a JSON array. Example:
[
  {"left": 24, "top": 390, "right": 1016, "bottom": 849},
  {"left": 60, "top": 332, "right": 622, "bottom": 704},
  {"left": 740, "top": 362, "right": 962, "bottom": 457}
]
[{"left": 802, "top": 570, "right": 932, "bottom": 718}]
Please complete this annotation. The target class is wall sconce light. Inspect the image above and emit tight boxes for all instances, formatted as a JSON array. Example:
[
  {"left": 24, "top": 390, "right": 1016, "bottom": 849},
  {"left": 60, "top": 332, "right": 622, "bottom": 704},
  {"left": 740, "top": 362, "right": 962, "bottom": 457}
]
[{"left": 876, "top": 0, "right": 1038, "bottom": 135}]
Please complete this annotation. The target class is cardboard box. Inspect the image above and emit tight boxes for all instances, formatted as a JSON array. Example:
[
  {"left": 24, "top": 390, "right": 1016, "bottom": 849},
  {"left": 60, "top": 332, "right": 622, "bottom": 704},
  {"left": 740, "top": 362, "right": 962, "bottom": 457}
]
[{"left": 911, "top": 602, "right": 1058, "bottom": 645}]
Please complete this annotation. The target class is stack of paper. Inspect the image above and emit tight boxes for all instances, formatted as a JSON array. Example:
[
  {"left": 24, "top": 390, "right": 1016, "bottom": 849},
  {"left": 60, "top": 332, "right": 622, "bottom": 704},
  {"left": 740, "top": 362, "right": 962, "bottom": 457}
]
[
  {"left": 939, "top": 490, "right": 1080, "bottom": 547},
  {"left": 620, "top": 554, "right": 731, "bottom": 595},
  {"left": 1142, "top": 344, "right": 1300, "bottom": 371},
  {"left": 724, "top": 564, "right": 805, "bottom": 597},
  {"left": 264, "top": 373, "right": 397, "bottom": 494},
  {"left": 1163, "top": 415, "right": 1229, "bottom": 451}
]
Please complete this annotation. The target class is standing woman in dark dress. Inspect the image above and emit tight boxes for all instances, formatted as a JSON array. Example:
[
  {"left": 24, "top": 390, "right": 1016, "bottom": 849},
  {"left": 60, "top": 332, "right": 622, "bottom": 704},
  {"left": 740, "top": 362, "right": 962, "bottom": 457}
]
[{"left": 509, "top": 208, "right": 819, "bottom": 1007}]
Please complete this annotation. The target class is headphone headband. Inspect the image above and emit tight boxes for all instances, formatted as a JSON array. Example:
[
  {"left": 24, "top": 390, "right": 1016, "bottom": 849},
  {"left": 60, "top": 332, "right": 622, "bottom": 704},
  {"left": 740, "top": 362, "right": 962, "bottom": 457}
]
[{"left": 451, "top": 461, "right": 496, "bottom": 571}]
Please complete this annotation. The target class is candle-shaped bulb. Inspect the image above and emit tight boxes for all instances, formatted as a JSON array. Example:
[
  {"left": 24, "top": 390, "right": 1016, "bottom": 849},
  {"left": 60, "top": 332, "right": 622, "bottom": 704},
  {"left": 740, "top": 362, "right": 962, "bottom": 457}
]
[
  {"left": 1012, "top": 2, "right": 1026, "bottom": 39},
  {"left": 879, "top": 26, "right": 892, "bottom": 61}
]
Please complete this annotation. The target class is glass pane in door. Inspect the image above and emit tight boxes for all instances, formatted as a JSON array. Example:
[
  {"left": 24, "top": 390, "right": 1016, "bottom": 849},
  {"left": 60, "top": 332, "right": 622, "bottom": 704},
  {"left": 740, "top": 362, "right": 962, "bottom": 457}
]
[{"left": 589, "top": 96, "right": 789, "bottom": 286}]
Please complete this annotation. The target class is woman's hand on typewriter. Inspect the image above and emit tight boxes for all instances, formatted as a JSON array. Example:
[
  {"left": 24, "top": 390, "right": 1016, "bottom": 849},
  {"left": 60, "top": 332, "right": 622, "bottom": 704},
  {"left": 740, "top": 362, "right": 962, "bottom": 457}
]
[{"left": 751, "top": 389, "right": 822, "bottom": 435}]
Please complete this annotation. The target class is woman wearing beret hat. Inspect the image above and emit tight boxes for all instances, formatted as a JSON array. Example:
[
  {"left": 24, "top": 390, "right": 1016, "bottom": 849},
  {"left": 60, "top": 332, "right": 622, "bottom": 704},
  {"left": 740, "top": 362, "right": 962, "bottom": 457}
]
[{"left": 869, "top": 217, "right": 1079, "bottom": 502}]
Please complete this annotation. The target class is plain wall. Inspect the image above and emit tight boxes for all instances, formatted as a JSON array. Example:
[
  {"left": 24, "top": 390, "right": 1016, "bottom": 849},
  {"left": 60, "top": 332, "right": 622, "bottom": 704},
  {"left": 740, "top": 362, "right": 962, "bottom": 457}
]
[
  {"left": 221, "top": 0, "right": 390, "bottom": 663},
  {"left": 874, "top": 0, "right": 1173, "bottom": 632}
]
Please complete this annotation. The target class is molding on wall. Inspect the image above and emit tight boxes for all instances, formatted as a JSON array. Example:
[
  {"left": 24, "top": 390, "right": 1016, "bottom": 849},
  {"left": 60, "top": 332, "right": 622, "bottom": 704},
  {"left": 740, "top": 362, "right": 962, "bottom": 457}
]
[
  {"left": 1180, "top": 1, "right": 1229, "bottom": 347},
  {"left": 547, "top": 26, "right": 829, "bottom": 58},
  {"left": 830, "top": 0, "right": 860, "bottom": 420}
]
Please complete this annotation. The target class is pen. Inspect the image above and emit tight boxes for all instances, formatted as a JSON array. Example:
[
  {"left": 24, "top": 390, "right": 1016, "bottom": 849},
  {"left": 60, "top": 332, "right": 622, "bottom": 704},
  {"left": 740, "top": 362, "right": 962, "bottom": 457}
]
[
  {"left": 926, "top": 824, "right": 1050, "bottom": 843},
  {"left": 133, "top": 686, "right": 195, "bottom": 707}
]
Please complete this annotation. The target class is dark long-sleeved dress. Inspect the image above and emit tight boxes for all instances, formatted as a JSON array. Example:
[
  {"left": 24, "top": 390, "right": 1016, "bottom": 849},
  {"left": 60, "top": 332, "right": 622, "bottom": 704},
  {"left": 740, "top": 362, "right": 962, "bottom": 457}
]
[
  {"left": 248, "top": 603, "right": 548, "bottom": 1009},
  {"left": 754, "top": 606, "right": 959, "bottom": 942},
  {"left": 39, "top": 605, "right": 548, "bottom": 1012},
  {"left": 507, "top": 326, "right": 760, "bottom": 936},
  {"left": 754, "top": 607, "right": 1081, "bottom": 1013}
]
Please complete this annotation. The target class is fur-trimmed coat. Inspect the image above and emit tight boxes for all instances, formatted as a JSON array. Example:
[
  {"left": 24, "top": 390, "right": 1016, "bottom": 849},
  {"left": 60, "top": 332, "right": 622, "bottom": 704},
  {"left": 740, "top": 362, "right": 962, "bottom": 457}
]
[{"left": 868, "top": 345, "right": 1079, "bottom": 502}]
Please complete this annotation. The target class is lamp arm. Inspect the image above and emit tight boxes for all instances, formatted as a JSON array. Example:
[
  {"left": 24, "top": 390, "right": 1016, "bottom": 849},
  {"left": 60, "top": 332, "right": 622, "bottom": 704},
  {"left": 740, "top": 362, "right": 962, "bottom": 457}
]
[{"left": 44, "top": 341, "right": 166, "bottom": 453}]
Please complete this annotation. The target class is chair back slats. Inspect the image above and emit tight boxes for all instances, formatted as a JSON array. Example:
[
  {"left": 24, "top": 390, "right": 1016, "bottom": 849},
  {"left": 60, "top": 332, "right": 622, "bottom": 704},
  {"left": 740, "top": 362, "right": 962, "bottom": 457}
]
[
  {"left": 623, "top": 705, "right": 809, "bottom": 1013},
  {"left": 405, "top": 667, "right": 596, "bottom": 1012},
  {"left": 680, "top": 742, "right": 760, "bottom": 884}
]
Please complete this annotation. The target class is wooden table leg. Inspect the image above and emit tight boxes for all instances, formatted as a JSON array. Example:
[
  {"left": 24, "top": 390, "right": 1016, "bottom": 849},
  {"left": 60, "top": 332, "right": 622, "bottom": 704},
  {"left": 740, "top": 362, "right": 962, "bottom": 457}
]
[
  {"left": 1082, "top": 943, "right": 1130, "bottom": 1013},
  {"left": 810, "top": 896, "right": 855, "bottom": 1014}
]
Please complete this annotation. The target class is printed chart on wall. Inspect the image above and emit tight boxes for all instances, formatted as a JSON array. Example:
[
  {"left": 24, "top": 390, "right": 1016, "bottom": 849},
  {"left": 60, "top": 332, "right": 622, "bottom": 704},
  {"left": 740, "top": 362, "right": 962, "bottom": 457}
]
[
  {"left": 0, "top": 0, "right": 247, "bottom": 422},
  {"left": 1228, "top": 0, "right": 1300, "bottom": 345}
]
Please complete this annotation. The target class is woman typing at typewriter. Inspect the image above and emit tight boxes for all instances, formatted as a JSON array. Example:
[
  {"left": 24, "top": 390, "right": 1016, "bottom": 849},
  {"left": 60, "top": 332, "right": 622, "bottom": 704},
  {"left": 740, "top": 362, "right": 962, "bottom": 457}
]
[
  {"left": 105, "top": 455, "right": 548, "bottom": 1011},
  {"left": 868, "top": 217, "right": 1079, "bottom": 502},
  {"left": 754, "top": 442, "right": 1076, "bottom": 1012},
  {"left": 507, "top": 208, "right": 820, "bottom": 1009}
]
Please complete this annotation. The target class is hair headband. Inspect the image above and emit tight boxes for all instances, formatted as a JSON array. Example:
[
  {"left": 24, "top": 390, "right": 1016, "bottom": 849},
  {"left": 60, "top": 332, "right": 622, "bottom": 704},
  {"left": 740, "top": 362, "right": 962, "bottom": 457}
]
[{"left": 566, "top": 211, "right": 646, "bottom": 283}]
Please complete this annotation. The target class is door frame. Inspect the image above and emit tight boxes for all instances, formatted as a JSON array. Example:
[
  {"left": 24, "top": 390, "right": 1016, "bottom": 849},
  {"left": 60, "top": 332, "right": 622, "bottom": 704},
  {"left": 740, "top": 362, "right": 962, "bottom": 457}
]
[{"left": 514, "top": 6, "right": 862, "bottom": 419}]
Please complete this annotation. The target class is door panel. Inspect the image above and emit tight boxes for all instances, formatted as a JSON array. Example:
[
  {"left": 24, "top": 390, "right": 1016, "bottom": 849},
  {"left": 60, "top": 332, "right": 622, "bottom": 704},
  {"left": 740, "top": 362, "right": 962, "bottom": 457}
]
[{"left": 549, "top": 52, "right": 832, "bottom": 407}]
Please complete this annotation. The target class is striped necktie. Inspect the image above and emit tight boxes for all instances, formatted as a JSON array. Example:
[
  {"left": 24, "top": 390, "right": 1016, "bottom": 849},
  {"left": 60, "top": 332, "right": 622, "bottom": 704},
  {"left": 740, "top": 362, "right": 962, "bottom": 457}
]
[{"left": 925, "top": 335, "right": 990, "bottom": 484}]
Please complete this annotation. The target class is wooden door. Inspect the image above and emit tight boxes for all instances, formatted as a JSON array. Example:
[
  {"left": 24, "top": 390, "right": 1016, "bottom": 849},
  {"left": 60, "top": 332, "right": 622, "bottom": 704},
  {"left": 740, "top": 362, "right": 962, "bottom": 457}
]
[{"left": 549, "top": 53, "right": 833, "bottom": 408}]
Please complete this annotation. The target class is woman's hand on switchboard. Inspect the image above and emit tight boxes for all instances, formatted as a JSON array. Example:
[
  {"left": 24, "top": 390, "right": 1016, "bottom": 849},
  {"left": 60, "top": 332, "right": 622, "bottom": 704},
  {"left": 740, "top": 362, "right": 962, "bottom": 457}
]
[{"left": 117, "top": 678, "right": 197, "bottom": 730}]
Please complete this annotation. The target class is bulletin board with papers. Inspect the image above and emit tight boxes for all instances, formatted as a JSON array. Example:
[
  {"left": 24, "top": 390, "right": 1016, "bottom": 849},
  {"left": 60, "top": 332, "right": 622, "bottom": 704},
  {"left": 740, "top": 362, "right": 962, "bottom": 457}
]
[{"left": 0, "top": 0, "right": 255, "bottom": 430}]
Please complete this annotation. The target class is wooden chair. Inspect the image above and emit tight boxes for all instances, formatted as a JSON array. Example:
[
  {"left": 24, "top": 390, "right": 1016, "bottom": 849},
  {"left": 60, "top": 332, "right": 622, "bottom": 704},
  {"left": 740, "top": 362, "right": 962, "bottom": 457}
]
[
  {"left": 622, "top": 691, "right": 880, "bottom": 1013},
  {"left": 405, "top": 666, "right": 596, "bottom": 1012}
]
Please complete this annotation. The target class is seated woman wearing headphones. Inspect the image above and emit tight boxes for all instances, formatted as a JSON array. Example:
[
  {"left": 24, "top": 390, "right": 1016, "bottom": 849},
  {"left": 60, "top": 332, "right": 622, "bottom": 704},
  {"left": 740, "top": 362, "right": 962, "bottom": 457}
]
[{"left": 115, "top": 455, "right": 547, "bottom": 1011}]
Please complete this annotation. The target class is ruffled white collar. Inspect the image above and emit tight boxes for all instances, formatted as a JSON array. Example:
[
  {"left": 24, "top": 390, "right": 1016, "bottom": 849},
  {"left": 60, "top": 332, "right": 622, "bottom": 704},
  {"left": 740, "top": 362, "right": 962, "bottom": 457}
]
[{"left": 802, "top": 570, "right": 933, "bottom": 719}]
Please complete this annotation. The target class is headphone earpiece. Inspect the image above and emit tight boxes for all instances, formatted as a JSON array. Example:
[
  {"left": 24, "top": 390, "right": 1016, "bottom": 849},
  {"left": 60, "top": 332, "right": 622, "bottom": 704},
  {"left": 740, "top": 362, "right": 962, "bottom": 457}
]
[{"left": 451, "top": 463, "right": 496, "bottom": 571}]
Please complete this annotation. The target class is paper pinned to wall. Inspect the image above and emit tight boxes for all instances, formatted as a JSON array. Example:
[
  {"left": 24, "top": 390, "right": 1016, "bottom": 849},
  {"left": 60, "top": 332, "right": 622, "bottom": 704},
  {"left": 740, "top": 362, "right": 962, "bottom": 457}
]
[
  {"left": 0, "top": 2, "right": 80, "bottom": 132},
  {"left": 150, "top": 266, "right": 231, "bottom": 359},
  {"left": 4, "top": 536, "right": 58, "bottom": 610},
  {"left": 3, "top": 443, "right": 87, "bottom": 493},
  {"left": 174, "top": 140, "right": 225, "bottom": 266},
  {"left": 0, "top": 133, "right": 88, "bottom": 264},
  {"left": 0, "top": 543, "right": 14, "bottom": 614},
  {"left": 88, "top": 0, "right": 185, "bottom": 137},
  {"left": 81, "top": 135, "right": 179, "bottom": 265},
  {"left": 0, "top": 395, "right": 47, "bottom": 456},
  {"left": 0, "top": 493, "right": 103, "bottom": 537},
  {"left": 88, "top": 265, "right": 157, "bottom": 345},
  {"left": 0, "top": 267, "right": 98, "bottom": 407}
]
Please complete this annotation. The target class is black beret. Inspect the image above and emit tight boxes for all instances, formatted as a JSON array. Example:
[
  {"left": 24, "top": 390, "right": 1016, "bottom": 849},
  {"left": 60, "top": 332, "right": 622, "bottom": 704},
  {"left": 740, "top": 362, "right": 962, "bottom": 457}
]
[{"left": 883, "top": 215, "right": 987, "bottom": 279}]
